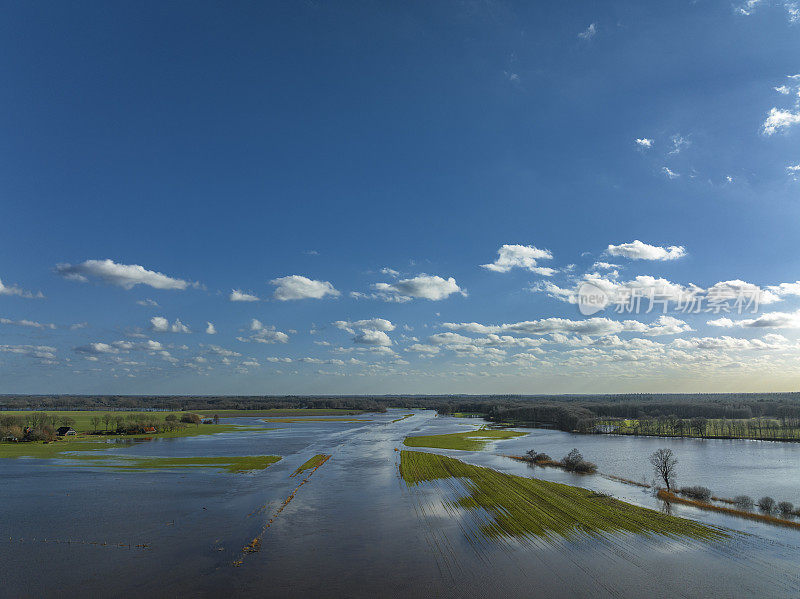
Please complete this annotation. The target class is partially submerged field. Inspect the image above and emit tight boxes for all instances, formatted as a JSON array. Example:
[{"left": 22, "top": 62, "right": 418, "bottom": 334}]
[
  {"left": 74, "top": 455, "right": 283, "bottom": 472},
  {"left": 400, "top": 451, "right": 726, "bottom": 544},
  {"left": 403, "top": 428, "right": 528, "bottom": 451}
]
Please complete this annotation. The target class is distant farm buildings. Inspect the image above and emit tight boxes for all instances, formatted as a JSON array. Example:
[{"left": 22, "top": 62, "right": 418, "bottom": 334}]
[{"left": 56, "top": 426, "right": 77, "bottom": 436}]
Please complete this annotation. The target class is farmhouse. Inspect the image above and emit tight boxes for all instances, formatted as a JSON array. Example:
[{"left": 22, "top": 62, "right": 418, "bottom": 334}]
[{"left": 56, "top": 426, "right": 77, "bottom": 436}]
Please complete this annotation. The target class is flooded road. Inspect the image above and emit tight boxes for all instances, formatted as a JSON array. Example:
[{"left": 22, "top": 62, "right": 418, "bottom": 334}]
[{"left": 2, "top": 410, "right": 799, "bottom": 598}]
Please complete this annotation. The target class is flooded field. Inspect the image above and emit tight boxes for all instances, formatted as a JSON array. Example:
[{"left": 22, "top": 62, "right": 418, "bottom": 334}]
[{"left": 2, "top": 410, "right": 799, "bottom": 598}]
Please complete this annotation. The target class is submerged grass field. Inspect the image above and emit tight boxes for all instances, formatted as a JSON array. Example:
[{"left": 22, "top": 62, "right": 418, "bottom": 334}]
[
  {"left": 81, "top": 455, "right": 283, "bottom": 472},
  {"left": 391, "top": 414, "right": 414, "bottom": 423},
  {"left": 202, "top": 408, "right": 371, "bottom": 418},
  {"left": 290, "top": 454, "right": 331, "bottom": 477},
  {"left": 400, "top": 451, "right": 726, "bottom": 544},
  {"left": 0, "top": 424, "right": 271, "bottom": 459},
  {"left": 262, "top": 417, "right": 371, "bottom": 423},
  {"left": 403, "top": 428, "right": 528, "bottom": 451}
]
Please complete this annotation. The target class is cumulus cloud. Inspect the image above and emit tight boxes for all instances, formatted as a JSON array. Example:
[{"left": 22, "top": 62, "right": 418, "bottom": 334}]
[
  {"left": 237, "top": 319, "right": 289, "bottom": 344},
  {"left": 762, "top": 108, "right": 800, "bottom": 135},
  {"left": 230, "top": 289, "right": 260, "bottom": 302},
  {"left": 270, "top": 275, "right": 340, "bottom": 301},
  {"left": 56, "top": 259, "right": 195, "bottom": 290},
  {"left": 481, "top": 244, "right": 555, "bottom": 275},
  {"left": 372, "top": 275, "right": 465, "bottom": 301},
  {"left": 442, "top": 315, "right": 691, "bottom": 338},
  {"left": 406, "top": 343, "right": 440, "bottom": 354},
  {"left": 578, "top": 23, "right": 596, "bottom": 40},
  {"left": 605, "top": 240, "right": 686, "bottom": 261},
  {"left": 0, "top": 278, "right": 43, "bottom": 299},
  {"left": 353, "top": 329, "right": 393, "bottom": 346},
  {"left": 150, "top": 316, "right": 191, "bottom": 333},
  {"left": 0, "top": 317, "right": 56, "bottom": 330},
  {"left": 136, "top": 298, "right": 159, "bottom": 307},
  {"left": 206, "top": 322, "right": 217, "bottom": 335},
  {"left": 333, "top": 318, "right": 395, "bottom": 334},
  {"left": 635, "top": 138, "right": 653, "bottom": 148},
  {"left": 75, "top": 342, "right": 119, "bottom": 355},
  {"left": 708, "top": 310, "right": 800, "bottom": 329},
  {"left": 0, "top": 344, "right": 57, "bottom": 360}
]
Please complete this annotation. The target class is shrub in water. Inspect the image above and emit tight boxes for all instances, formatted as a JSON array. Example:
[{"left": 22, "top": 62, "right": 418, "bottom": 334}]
[
  {"left": 757, "top": 496, "right": 775, "bottom": 513},
  {"left": 733, "top": 495, "right": 754, "bottom": 510},
  {"left": 679, "top": 486, "right": 712, "bottom": 502},
  {"left": 778, "top": 501, "right": 794, "bottom": 516}
]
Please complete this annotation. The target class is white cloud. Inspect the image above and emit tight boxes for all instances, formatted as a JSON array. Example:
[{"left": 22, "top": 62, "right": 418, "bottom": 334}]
[
  {"left": 406, "top": 343, "right": 440, "bottom": 354},
  {"left": 150, "top": 316, "right": 191, "bottom": 333},
  {"left": 707, "top": 280, "right": 780, "bottom": 305},
  {"left": 353, "top": 329, "right": 393, "bottom": 346},
  {"left": 775, "top": 85, "right": 792, "bottom": 95},
  {"left": 0, "top": 344, "right": 57, "bottom": 359},
  {"left": 333, "top": 318, "right": 395, "bottom": 334},
  {"left": 270, "top": 275, "right": 340, "bottom": 301},
  {"left": 206, "top": 322, "right": 217, "bottom": 335},
  {"left": 56, "top": 259, "right": 194, "bottom": 290},
  {"left": 238, "top": 319, "right": 289, "bottom": 344},
  {"left": 380, "top": 267, "right": 400, "bottom": 277},
  {"left": 591, "top": 261, "right": 619, "bottom": 270},
  {"left": 136, "top": 298, "right": 159, "bottom": 307},
  {"left": 635, "top": 138, "right": 653, "bottom": 148},
  {"left": 230, "top": 289, "right": 260, "bottom": 302},
  {"left": 736, "top": 0, "right": 762, "bottom": 15},
  {"left": 0, "top": 317, "right": 56, "bottom": 330},
  {"left": 442, "top": 315, "right": 691, "bottom": 337},
  {"left": 662, "top": 166, "right": 680, "bottom": 179},
  {"left": 578, "top": 23, "right": 596, "bottom": 40},
  {"left": 481, "top": 244, "right": 554, "bottom": 275},
  {"left": 707, "top": 310, "right": 800, "bottom": 329},
  {"left": 372, "top": 274, "right": 465, "bottom": 301},
  {"left": 762, "top": 108, "right": 800, "bottom": 135},
  {"left": 768, "top": 280, "right": 800, "bottom": 297},
  {"left": 786, "top": 164, "right": 800, "bottom": 176},
  {"left": 668, "top": 135, "right": 690, "bottom": 155},
  {"left": 606, "top": 240, "right": 686, "bottom": 260},
  {"left": 0, "top": 278, "right": 43, "bottom": 299},
  {"left": 787, "top": 2, "right": 800, "bottom": 22},
  {"left": 75, "top": 342, "right": 119, "bottom": 355},
  {"left": 204, "top": 344, "right": 242, "bottom": 357}
]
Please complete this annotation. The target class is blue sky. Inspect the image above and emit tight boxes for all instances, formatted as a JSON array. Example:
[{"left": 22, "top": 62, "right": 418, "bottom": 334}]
[{"left": 3, "top": 0, "right": 800, "bottom": 394}]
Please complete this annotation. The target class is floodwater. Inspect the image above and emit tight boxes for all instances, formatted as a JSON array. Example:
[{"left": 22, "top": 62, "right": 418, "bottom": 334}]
[{"left": 1, "top": 410, "right": 799, "bottom": 598}]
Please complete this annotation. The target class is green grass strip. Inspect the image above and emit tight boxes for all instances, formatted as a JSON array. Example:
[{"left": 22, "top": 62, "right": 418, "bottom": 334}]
[
  {"left": 290, "top": 454, "right": 331, "bottom": 477},
  {"left": 403, "top": 428, "right": 528, "bottom": 451},
  {"left": 69, "top": 455, "right": 282, "bottom": 472},
  {"left": 400, "top": 451, "right": 726, "bottom": 543}
]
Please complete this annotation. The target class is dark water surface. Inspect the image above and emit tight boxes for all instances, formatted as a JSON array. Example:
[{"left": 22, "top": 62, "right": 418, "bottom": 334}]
[{"left": 2, "top": 410, "right": 799, "bottom": 598}]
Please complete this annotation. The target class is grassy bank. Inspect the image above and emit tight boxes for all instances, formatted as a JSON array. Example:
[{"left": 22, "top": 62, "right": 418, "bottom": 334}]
[
  {"left": 400, "top": 451, "right": 726, "bottom": 543},
  {"left": 658, "top": 490, "right": 800, "bottom": 529},
  {"left": 391, "top": 414, "right": 414, "bottom": 423},
  {"left": 403, "top": 428, "right": 527, "bottom": 451},
  {"left": 82, "top": 455, "right": 282, "bottom": 472},
  {"left": 290, "top": 454, "right": 331, "bottom": 477}
]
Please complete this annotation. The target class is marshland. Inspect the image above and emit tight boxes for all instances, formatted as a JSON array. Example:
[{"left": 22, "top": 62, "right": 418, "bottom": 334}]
[{"left": 2, "top": 404, "right": 800, "bottom": 597}]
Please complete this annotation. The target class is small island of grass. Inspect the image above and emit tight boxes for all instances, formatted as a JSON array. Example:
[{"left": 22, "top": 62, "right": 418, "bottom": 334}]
[{"left": 403, "top": 428, "right": 528, "bottom": 451}]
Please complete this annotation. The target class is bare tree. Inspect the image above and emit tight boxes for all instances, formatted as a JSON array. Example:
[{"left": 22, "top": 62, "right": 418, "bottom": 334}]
[
  {"left": 649, "top": 448, "right": 677, "bottom": 491},
  {"left": 90, "top": 416, "right": 101, "bottom": 432}
]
